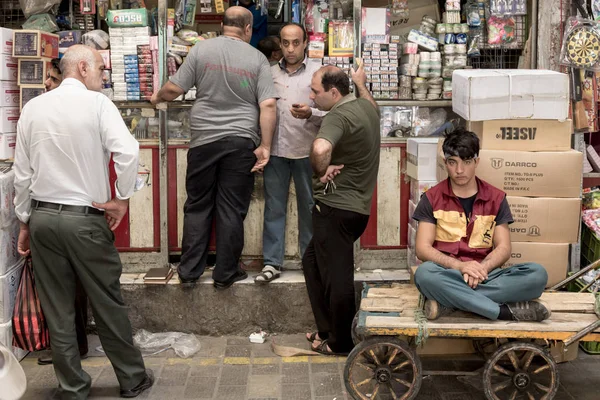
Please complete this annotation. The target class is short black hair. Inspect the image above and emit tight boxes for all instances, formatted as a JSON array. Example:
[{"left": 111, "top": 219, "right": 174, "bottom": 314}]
[
  {"left": 257, "top": 37, "right": 280, "bottom": 58},
  {"left": 279, "top": 22, "right": 308, "bottom": 42},
  {"left": 223, "top": 10, "right": 252, "bottom": 30},
  {"left": 321, "top": 68, "right": 350, "bottom": 96},
  {"left": 51, "top": 58, "right": 61, "bottom": 74},
  {"left": 442, "top": 128, "right": 480, "bottom": 160}
]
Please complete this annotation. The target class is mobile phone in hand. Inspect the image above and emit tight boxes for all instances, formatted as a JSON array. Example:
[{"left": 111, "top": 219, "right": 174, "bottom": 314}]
[{"left": 292, "top": 104, "right": 301, "bottom": 108}]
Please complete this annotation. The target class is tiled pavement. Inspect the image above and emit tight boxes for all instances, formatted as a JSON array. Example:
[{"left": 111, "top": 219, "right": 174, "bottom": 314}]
[{"left": 19, "top": 334, "right": 600, "bottom": 399}]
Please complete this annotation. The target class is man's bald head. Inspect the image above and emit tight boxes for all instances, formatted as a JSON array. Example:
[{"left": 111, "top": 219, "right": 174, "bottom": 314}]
[
  {"left": 224, "top": 6, "right": 253, "bottom": 30},
  {"left": 318, "top": 65, "right": 350, "bottom": 97},
  {"left": 60, "top": 45, "right": 105, "bottom": 92}
]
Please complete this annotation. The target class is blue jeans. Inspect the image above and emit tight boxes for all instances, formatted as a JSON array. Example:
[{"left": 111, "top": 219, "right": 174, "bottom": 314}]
[
  {"left": 263, "top": 156, "right": 314, "bottom": 267},
  {"left": 414, "top": 261, "right": 548, "bottom": 319}
]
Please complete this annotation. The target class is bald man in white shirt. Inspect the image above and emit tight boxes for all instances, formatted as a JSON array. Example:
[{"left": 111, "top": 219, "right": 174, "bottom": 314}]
[{"left": 13, "top": 45, "right": 153, "bottom": 399}]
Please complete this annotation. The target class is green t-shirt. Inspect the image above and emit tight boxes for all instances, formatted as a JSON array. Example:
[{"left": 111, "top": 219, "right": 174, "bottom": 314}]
[{"left": 313, "top": 97, "right": 381, "bottom": 215}]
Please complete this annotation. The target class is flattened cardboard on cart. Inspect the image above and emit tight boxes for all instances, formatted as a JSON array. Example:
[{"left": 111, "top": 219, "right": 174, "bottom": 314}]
[
  {"left": 406, "top": 138, "right": 439, "bottom": 181},
  {"left": 503, "top": 242, "right": 569, "bottom": 288},
  {"left": 0, "top": 320, "right": 29, "bottom": 360},
  {"left": 0, "top": 258, "right": 24, "bottom": 324},
  {"left": 477, "top": 150, "right": 583, "bottom": 198},
  {"left": 452, "top": 69, "right": 569, "bottom": 121},
  {"left": 467, "top": 119, "right": 573, "bottom": 152},
  {"left": 507, "top": 197, "right": 581, "bottom": 243}
]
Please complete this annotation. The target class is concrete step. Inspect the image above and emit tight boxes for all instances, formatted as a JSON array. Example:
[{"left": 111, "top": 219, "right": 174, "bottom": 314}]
[{"left": 118, "top": 269, "right": 410, "bottom": 337}]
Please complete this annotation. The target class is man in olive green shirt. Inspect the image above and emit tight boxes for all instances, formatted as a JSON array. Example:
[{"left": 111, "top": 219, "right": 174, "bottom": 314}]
[{"left": 303, "top": 65, "right": 380, "bottom": 355}]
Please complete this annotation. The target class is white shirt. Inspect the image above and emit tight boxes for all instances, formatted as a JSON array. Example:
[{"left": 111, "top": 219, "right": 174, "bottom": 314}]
[
  {"left": 270, "top": 58, "right": 326, "bottom": 159},
  {"left": 14, "top": 78, "right": 139, "bottom": 223}
]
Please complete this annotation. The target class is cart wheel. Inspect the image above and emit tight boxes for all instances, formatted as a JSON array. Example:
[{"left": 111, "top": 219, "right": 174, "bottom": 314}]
[
  {"left": 483, "top": 342, "right": 559, "bottom": 400},
  {"left": 351, "top": 312, "right": 365, "bottom": 345},
  {"left": 344, "top": 337, "right": 422, "bottom": 400}
]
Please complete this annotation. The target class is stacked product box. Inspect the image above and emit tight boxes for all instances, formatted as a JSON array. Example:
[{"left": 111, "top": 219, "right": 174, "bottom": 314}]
[
  {"left": 136, "top": 45, "right": 154, "bottom": 101},
  {"left": 406, "top": 137, "right": 440, "bottom": 269},
  {"left": 12, "top": 30, "right": 59, "bottom": 111},
  {"left": 0, "top": 28, "right": 18, "bottom": 160},
  {"left": 441, "top": 69, "right": 578, "bottom": 287},
  {"left": 0, "top": 168, "right": 26, "bottom": 360},
  {"left": 362, "top": 43, "right": 399, "bottom": 100},
  {"left": 109, "top": 27, "right": 152, "bottom": 101}
]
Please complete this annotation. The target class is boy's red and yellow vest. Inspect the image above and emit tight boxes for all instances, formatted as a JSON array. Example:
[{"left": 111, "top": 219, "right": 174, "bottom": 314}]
[{"left": 424, "top": 177, "right": 506, "bottom": 262}]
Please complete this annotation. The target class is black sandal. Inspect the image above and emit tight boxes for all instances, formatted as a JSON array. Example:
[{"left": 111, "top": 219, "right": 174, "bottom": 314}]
[
  {"left": 254, "top": 265, "right": 281, "bottom": 284},
  {"left": 311, "top": 339, "right": 349, "bottom": 356},
  {"left": 306, "top": 332, "right": 320, "bottom": 343}
]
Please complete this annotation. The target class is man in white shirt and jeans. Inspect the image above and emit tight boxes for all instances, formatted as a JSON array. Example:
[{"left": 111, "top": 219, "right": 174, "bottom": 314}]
[{"left": 13, "top": 45, "right": 153, "bottom": 399}]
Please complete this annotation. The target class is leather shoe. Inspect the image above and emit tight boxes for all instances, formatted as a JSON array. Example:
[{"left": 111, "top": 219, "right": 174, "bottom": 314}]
[
  {"left": 120, "top": 369, "right": 154, "bottom": 398},
  {"left": 178, "top": 277, "right": 197, "bottom": 289},
  {"left": 213, "top": 270, "right": 248, "bottom": 290}
]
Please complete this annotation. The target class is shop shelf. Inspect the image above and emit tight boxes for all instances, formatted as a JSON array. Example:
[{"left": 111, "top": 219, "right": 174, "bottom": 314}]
[
  {"left": 584, "top": 173, "right": 600, "bottom": 178},
  {"left": 376, "top": 100, "right": 452, "bottom": 107},
  {"left": 581, "top": 224, "right": 600, "bottom": 267}
]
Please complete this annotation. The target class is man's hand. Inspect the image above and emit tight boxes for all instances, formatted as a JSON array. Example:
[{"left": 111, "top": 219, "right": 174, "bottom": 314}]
[
  {"left": 92, "top": 198, "right": 129, "bottom": 231},
  {"left": 458, "top": 260, "right": 488, "bottom": 289},
  {"left": 252, "top": 145, "right": 270, "bottom": 173},
  {"left": 350, "top": 64, "right": 367, "bottom": 88},
  {"left": 319, "top": 164, "right": 344, "bottom": 184},
  {"left": 150, "top": 92, "right": 159, "bottom": 105},
  {"left": 17, "top": 222, "right": 30, "bottom": 257},
  {"left": 290, "top": 104, "right": 312, "bottom": 120}
]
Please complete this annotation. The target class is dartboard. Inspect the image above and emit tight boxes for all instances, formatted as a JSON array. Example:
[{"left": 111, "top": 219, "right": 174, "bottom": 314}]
[{"left": 566, "top": 25, "right": 600, "bottom": 68}]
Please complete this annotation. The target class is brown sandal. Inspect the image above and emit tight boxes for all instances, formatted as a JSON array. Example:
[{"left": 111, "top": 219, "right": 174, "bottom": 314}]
[
  {"left": 306, "top": 332, "right": 320, "bottom": 343},
  {"left": 311, "top": 339, "right": 349, "bottom": 356}
]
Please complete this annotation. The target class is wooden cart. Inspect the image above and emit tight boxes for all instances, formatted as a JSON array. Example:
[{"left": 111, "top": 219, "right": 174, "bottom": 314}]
[{"left": 345, "top": 283, "right": 600, "bottom": 400}]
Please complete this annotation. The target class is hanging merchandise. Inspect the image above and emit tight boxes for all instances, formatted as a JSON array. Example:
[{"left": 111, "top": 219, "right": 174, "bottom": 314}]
[
  {"left": 22, "top": 13, "right": 59, "bottom": 32},
  {"left": 391, "top": 0, "right": 408, "bottom": 19},
  {"left": 18, "top": 0, "right": 61, "bottom": 18},
  {"left": 464, "top": 0, "right": 482, "bottom": 27},
  {"left": 468, "top": 30, "right": 482, "bottom": 57},
  {"left": 489, "top": 0, "right": 526, "bottom": 16},
  {"left": 487, "top": 15, "right": 515, "bottom": 45},
  {"left": 560, "top": 17, "right": 600, "bottom": 71},
  {"left": 328, "top": 20, "right": 353, "bottom": 56},
  {"left": 80, "top": 0, "right": 96, "bottom": 15},
  {"left": 594, "top": 0, "right": 600, "bottom": 21},
  {"left": 291, "top": 0, "right": 301, "bottom": 23}
]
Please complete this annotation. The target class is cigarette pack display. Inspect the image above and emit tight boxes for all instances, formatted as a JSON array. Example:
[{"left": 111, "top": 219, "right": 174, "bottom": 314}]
[
  {"left": 13, "top": 30, "right": 59, "bottom": 59},
  {"left": 17, "top": 58, "right": 51, "bottom": 86}
]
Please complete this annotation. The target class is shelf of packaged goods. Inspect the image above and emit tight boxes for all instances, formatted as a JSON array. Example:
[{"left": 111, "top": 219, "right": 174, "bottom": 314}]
[
  {"left": 168, "top": 102, "right": 194, "bottom": 108},
  {"left": 376, "top": 100, "right": 452, "bottom": 107},
  {"left": 167, "top": 139, "right": 190, "bottom": 146},
  {"left": 114, "top": 101, "right": 155, "bottom": 109},
  {"left": 381, "top": 137, "right": 408, "bottom": 144},
  {"left": 137, "top": 139, "right": 160, "bottom": 145}
]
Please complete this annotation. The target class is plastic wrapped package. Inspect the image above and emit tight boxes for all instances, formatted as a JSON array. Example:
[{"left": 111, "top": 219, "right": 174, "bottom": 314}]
[
  {"left": 490, "top": 0, "right": 526, "bottom": 16},
  {"left": 412, "top": 107, "right": 447, "bottom": 137},
  {"left": 22, "top": 13, "right": 58, "bottom": 32},
  {"left": 133, "top": 329, "right": 201, "bottom": 358},
  {"left": 19, "top": 0, "right": 61, "bottom": 18},
  {"left": 82, "top": 30, "right": 110, "bottom": 49},
  {"left": 487, "top": 16, "right": 516, "bottom": 45}
]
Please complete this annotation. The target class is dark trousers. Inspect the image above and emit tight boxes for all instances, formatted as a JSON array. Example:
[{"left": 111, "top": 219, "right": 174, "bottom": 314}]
[
  {"left": 178, "top": 136, "right": 257, "bottom": 283},
  {"left": 29, "top": 207, "right": 146, "bottom": 399},
  {"left": 302, "top": 201, "right": 370, "bottom": 353},
  {"left": 74, "top": 279, "right": 88, "bottom": 355}
]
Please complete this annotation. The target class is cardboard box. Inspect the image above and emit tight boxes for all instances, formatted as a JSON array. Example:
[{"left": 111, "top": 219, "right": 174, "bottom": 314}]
[
  {"left": 0, "top": 221, "right": 20, "bottom": 275},
  {"left": 0, "top": 133, "right": 15, "bottom": 160},
  {"left": 0, "top": 107, "right": 18, "bottom": 133},
  {"left": 0, "top": 320, "right": 28, "bottom": 360},
  {"left": 410, "top": 179, "right": 437, "bottom": 202},
  {"left": 452, "top": 70, "right": 569, "bottom": 121},
  {"left": 406, "top": 138, "right": 439, "bottom": 180},
  {"left": 0, "top": 28, "right": 13, "bottom": 55},
  {"left": 0, "top": 169, "right": 15, "bottom": 228},
  {"left": 409, "top": 199, "right": 417, "bottom": 229},
  {"left": 19, "top": 85, "right": 45, "bottom": 111},
  {"left": 0, "top": 54, "right": 17, "bottom": 81},
  {"left": 0, "top": 81, "right": 19, "bottom": 107},
  {"left": 17, "top": 58, "right": 51, "bottom": 86},
  {"left": 477, "top": 150, "right": 583, "bottom": 198},
  {"left": 504, "top": 242, "right": 569, "bottom": 288},
  {"left": 12, "top": 30, "right": 59, "bottom": 59},
  {"left": 467, "top": 119, "right": 573, "bottom": 151},
  {"left": 0, "top": 259, "right": 23, "bottom": 324},
  {"left": 507, "top": 197, "right": 581, "bottom": 243}
]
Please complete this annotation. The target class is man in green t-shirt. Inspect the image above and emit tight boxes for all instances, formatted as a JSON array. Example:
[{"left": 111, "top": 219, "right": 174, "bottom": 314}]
[{"left": 303, "top": 65, "right": 380, "bottom": 356}]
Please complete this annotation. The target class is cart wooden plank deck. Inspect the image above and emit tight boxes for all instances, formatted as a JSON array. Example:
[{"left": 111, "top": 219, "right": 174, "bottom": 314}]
[{"left": 344, "top": 283, "right": 600, "bottom": 400}]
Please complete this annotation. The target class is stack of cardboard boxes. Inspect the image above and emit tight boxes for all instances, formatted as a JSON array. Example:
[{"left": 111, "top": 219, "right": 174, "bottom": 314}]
[
  {"left": 0, "top": 168, "right": 26, "bottom": 359},
  {"left": 441, "top": 69, "right": 580, "bottom": 287},
  {"left": 0, "top": 28, "right": 18, "bottom": 160},
  {"left": 406, "top": 137, "right": 440, "bottom": 268},
  {"left": 12, "top": 29, "right": 59, "bottom": 113}
]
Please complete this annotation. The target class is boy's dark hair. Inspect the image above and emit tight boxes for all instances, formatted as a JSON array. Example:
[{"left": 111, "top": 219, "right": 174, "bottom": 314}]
[
  {"left": 279, "top": 22, "right": 308, "bottom": 42},
  {"left": 51, "top": 58, "right": 61, "bottom": 74},
  {"left": 321, "top": 68, "right": 350, "bottom": 96},
  {"left": 257, "top": 37, "right": 280, "bottom": 59},
  {"left": 442, "top": 128, "right": 480, "bottom": 160}
]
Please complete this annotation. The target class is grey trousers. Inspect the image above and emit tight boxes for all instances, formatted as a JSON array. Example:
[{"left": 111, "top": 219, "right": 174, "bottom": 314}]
[
  {"left": 414, "top": 261, "right": 548, "bottom": 320},
  {"left": 29, "top": 207, "right": 146, "bottom": 399}
]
